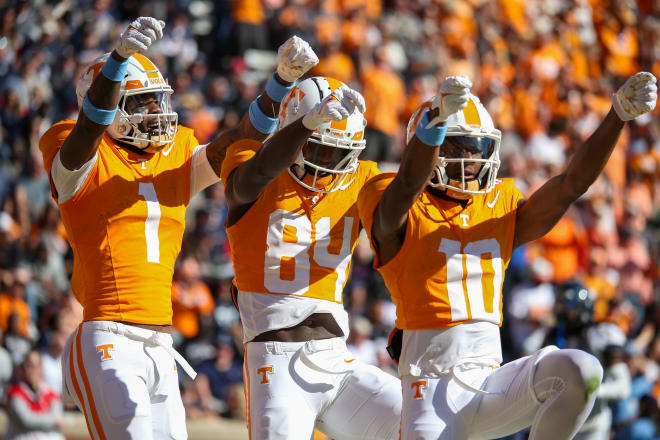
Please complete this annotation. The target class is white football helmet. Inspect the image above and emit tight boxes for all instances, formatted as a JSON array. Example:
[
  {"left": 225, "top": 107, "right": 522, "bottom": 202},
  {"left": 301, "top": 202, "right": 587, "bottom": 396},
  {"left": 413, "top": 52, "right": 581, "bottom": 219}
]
[
  {"left": 407, "top": 95, "right": 501, "bottom": 199},
  {"left": 278, "top": 76, "right": 366, "bottom": 193},
  {"left": 76, "top": 53, "right": 177, "bottom": 150}
]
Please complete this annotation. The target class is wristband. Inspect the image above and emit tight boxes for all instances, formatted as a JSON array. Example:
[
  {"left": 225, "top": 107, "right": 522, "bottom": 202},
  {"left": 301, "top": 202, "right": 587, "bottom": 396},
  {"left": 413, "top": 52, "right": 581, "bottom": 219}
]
[
  {"left": 415, "top": 110, "right": 447, "bottom": 146},
  {"left": 249, "top": 97, "right": 278, "bottom": 134},
  {"left": 101, "top": 55, "right": 129, "bottom": 82},
  {"left": 265, "top": 73, "right": 295, "bottom": 102},
  {"left": 82, "top": 93, "right": 118, "bottom": 125}
]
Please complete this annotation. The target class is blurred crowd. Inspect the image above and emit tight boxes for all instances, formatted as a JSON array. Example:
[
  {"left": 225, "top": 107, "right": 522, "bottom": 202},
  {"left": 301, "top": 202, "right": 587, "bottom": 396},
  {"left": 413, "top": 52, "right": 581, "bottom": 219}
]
[{"left": 1, "top": 0, "right": 659, "bottom": 438}]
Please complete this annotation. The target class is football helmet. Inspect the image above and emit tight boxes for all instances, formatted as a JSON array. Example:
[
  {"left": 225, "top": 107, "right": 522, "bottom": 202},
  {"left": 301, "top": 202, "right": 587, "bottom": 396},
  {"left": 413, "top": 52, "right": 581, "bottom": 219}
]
[
  {"left": 76, "top": 53, "right": 177, "bottom": 150},
  {"left": 407, "top": 95, "right": 501, "bottom": 199},
  {"left": 278, "top": 76, "right": 366, "bottom": 193}
]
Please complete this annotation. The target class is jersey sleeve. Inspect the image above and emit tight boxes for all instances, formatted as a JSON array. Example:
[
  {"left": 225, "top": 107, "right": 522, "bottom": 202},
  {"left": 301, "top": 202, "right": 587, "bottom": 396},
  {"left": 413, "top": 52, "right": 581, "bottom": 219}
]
[
  {"left": 38, "top": 120, "right": 77, "bottom": 201},
  {"left": 219, "top": 138, "right": 262, "bottom": 183},
  {"left": 502, "top": 178, "right": 525, "bottom": 212},
  {"left": 357, "top": 173, "right": 396, "bottom": 265}
]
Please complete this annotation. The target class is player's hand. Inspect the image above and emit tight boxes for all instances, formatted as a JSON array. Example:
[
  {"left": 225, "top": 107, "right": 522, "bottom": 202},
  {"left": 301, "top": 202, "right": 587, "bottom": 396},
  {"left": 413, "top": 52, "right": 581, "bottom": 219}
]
[
  {"left": 277, "top": 35, "right": 319, "bottom": 83},
  {"left": 302, "top": 86, "right": 365, "bottom": 130},
  {"left": 612, "top": 72, "right": 657, "bottom": 121},
  {"left": 426, "top": 76, "right": 472, "bottom": 128},
  {"left": 115, "top": 17, "right": 165, "bottom": 59}
]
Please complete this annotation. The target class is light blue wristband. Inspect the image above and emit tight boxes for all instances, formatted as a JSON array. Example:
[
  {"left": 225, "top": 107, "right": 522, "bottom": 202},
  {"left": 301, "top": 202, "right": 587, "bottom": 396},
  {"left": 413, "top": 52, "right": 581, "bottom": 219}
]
[
  {"left": 249, "top": 97, "right": 278, "bottom": 134},
  {"left": 82, "top": 93, "right": 117, "bottom": 125},
  {"left": 415, "top": 110, "right": 447, "bottom": 146},
  {"left": 265, "top": 73, "right": 295, "bottom": 102},
  {"left": 101, "top": 55, "right": 129, "bottom": 82}
]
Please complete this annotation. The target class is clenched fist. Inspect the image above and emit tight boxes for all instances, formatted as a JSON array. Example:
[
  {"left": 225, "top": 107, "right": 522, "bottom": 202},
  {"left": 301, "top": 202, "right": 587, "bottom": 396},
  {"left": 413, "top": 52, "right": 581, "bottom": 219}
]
[
  {"left": 427, "top": 76, "right": 472, "bottom": 128},
  {"left": 612, "top": 72, "right": 657, "bottom": 121},
  {"left": 302, "top": 87, "right": 366, "bottom": 131},
  {"left": 116, "top": 17, "right": 165, "bottom": 59},
  {"left": 277, "top": 36, "right": 319, "bottom": 83}
]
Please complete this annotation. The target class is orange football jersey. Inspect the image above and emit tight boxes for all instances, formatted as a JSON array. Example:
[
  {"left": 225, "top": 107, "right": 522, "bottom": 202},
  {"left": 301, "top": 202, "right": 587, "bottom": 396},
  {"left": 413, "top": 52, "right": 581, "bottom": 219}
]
[
  {"left": 358, "top": 174, "right": 524, "bottom": 330},
  {"left": 222, "top": 139, "right": 380, "bottom": 303},
  {"left": 39, "top": 120, "right": 199, "bottom": 325}
]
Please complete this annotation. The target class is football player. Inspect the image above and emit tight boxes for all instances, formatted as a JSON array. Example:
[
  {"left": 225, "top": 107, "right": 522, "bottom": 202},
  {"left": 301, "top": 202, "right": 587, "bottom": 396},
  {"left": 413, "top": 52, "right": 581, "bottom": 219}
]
[
  {"left": 221, "top": 76, "right": 402, "bottom": 439},
  {"left": 357, "top": 73, "right": 657, "bottom": 439},
  {"left": 38, "top": 16, "right": 318, "bottom": 439}
]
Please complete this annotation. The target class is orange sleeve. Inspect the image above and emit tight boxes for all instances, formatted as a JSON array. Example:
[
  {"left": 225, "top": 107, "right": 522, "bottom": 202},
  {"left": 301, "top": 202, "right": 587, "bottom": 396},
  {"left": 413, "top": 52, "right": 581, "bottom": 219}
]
[
  {"left": 219, "top": 138, "right": 262, "bottom": 183},
  {"left": 357, "top": 173, "right": 396, "bottom": 264},
  {"left": 38, "top": 120, "right": 76, "bottom": 200}
]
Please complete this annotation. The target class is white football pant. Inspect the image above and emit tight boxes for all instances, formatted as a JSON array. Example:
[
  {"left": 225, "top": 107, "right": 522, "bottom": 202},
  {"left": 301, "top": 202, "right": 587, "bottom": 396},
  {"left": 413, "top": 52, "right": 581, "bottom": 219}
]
[
  {"left": 401, "top": 346, "right": 603, "bottom": 440},
  {"left": 244, "top": 337, "right": 402, "bottom": 440},
  {"left": 62, "top": 321, "right": 190, "bottom": 440}
]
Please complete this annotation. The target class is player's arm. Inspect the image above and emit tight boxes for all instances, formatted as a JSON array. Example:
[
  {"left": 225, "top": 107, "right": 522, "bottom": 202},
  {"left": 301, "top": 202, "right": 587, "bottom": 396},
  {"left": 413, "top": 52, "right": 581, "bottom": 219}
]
[
  {"left": 513, "top": 72, "right": 657, "bottom": 248},
  {"left": 59, "top": 17, "right": 164, "bottom": 170},
  {"left": 225, "top": 87, "right": 366, "bottom": 221},
  {"left": 204, "top": 36, "right": 319, "bottom": 176},
  {"left": 371, "top": 77, "right": 472, "bottom": 264}
]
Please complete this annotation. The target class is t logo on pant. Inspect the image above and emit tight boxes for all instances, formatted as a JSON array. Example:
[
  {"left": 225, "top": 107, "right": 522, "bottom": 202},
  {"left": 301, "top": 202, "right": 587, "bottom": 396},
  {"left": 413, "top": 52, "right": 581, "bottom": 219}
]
[
  {"left": 96, "top": 344, "right": 115, "bottom": 360},
  {"left": 411, "top": 380, "right": 427, "bottom": 399},
  {"left": 257, "top": 366, "right": 274, "bottom": 384}
]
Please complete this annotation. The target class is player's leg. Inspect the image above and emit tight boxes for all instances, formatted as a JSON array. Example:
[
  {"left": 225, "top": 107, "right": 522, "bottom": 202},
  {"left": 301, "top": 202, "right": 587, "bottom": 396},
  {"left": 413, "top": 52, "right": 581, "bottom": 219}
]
[
  {"left": 64, "top": 322, "right": 155, "bottom": 440},
  {"left": 317, "top": 362, "right": 402, "bottom": 440},
  {"left": 244, "top": 341, "right": 318, "bottom": 440},
  {"left": 468, "top": 346, "right": 603, "bottom": 440},
  {"left": 399, "top": 374, "right": 470, "bottom": 440},
  {"left": 148, "top": 340, "right": 188, "bottom": 440}
]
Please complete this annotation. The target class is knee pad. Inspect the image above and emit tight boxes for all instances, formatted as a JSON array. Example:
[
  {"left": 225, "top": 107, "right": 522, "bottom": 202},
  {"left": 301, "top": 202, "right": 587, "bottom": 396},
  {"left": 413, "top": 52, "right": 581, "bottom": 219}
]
[{"left": 533, "top": 349, "right": 603, "bottom": 404}]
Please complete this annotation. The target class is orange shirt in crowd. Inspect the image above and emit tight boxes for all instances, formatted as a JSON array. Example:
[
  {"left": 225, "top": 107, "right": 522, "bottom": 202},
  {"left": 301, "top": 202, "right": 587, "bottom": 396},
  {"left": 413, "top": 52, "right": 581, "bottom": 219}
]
[
  {"left": 0, "top": 294, "right": 31, "bottom": 336},
  {"left": 600, "top": 26, "right": 638, "bottom": 76},
  {"left": 361, "top": 66, "right": 405, "bottom": 136},
  {"left": 232, "top": 0, "right": 265, "bottom": 25},
  {"left": 537, "top": 217, "right": 587, "bottom": 283},
  {"left": 313, "top": 52, "right": 355, "bottom": 85},
  {"left": 171, "top": 281, "right": 215, "bottom": 339}
]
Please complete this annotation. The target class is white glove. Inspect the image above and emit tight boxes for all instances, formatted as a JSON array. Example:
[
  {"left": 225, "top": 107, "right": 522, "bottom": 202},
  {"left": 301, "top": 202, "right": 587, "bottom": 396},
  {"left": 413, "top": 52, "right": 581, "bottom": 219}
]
[
  {"left": 116, "top": 17, "right": 165, "bottom": 59},
  {"left": 426, "top": 75, "right": 472, "bottom": 128},
  {"left": 277, "top": 35, "right": 319, "bottom": 83},
  {"left": 612, "top": 72, "right": 657, "bottom": 121},
  {"left": 302, "top": 86, "right": 366, "bottom": 131}
]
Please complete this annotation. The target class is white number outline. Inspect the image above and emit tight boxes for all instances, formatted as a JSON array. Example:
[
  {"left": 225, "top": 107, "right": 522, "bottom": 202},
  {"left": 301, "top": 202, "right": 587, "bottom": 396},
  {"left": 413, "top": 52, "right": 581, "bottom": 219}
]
[
  {"left": 138, "top": 182, "right": 161, "bottom": 263},
  {"left": 437, "top": 238, "right": 503, "bottom": 323},
  {"left": 264, "top": 209, "right": 354, "bottom": 301}
]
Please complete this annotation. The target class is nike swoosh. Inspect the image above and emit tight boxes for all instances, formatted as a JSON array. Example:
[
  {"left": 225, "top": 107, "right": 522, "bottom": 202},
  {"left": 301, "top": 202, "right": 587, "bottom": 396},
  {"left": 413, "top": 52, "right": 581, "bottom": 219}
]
[
  {"left": 344, "top": 359, "right": 356, "bottom": 363},
  {"left": 161, "top": 143, "right": 175, "bottom": 156},
  {"left": 486, "top": 190, "right": 500, "bottom": 209}
]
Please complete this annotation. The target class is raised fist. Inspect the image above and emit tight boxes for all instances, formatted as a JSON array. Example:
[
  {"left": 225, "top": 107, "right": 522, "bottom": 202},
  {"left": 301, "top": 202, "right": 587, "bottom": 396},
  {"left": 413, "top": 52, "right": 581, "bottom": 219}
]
[
  {"left": 302, "top": 86, "right": 366, "bottom": 131},
  {"left": 277, "top": 36, "right": 319, "bottom": 83},
  {"left": 427, "top": 76, "right": 472, "bottom": 128},
  {"left": 116, "top": 17, "right": 165, "bottom": 59},
  {"left": 612, "top": 72, "right": 657, "bottom": 121}
]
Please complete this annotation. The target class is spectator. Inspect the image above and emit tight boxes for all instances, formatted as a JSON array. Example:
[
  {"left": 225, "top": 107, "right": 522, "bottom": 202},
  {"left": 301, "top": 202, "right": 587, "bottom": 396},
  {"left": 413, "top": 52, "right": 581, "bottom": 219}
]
[
  {"left": 171, "top": 256, "right": 215, "bottom": 343},
  {"left": 195, "top": 333, "right": 243, "bottom": 417},
  {"left": 4, "top": 349, "right": 64, "bottom": 440}
]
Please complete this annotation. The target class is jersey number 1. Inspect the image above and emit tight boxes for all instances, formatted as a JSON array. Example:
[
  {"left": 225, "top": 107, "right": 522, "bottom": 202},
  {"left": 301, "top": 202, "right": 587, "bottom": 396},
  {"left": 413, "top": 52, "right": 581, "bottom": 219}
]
[{"left": 138, "top": 182, "right": 161, "bottom": 263}]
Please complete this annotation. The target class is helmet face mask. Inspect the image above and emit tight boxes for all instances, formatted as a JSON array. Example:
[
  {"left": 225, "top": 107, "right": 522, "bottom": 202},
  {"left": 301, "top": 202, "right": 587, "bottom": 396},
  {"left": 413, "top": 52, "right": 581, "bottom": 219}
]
[
  {"left": 407, "top": 95, "right": 502, "bottom": 199},
  {"left": 77, "top": 53, "right": 178, "bottom": 152},
  {"left": 279, "top": 76, "right": 366, "bottom": 193}
]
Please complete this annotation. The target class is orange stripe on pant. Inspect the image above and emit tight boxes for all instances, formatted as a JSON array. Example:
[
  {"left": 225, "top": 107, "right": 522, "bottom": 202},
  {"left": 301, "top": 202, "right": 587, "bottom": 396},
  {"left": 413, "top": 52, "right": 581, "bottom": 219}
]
[
  {"left": 243, "top": 343, "right": 251, "bottom": 440},
  {"left": 68, "top": 328, "right": 95, "bottom": 438},
  {"left": 75, "top": 323, "right": 108, "bottom": 440}
]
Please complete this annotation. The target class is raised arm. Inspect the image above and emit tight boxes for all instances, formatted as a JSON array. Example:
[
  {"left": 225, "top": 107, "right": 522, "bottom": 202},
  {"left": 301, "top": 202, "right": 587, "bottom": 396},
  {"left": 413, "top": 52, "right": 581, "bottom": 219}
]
[
  {"left": 372, "top": 77, "right": 471, "bottom": 264},
  {"left": 225, "top": 86, "right": 366, "bottom": 224},
  {"left": 513, "top": 72, "right": 657, "bottom": 248},
  {"left": 59, "top": 17, "right": 164, "bottom": 170},
  {"left": 204, "top": 36, "right": 319, "bottom": 175}
]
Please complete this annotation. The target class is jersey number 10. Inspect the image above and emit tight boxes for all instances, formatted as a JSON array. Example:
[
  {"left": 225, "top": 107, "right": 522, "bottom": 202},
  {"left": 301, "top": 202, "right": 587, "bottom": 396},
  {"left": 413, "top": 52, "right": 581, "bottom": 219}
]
[{"left": 438, "top": 238, "right": 503, "bottom": 324}]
